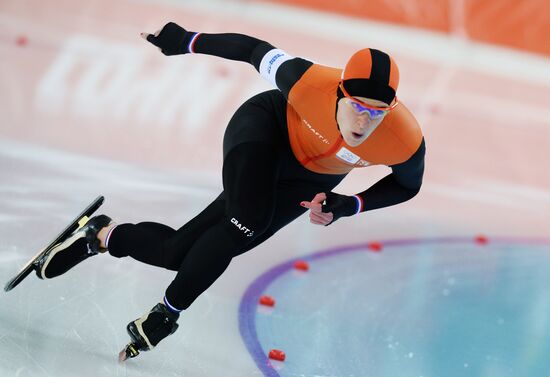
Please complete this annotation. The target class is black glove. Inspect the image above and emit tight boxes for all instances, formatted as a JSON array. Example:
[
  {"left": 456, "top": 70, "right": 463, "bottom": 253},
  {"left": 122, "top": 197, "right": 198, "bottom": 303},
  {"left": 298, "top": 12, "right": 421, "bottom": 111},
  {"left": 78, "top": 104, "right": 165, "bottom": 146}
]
[
  {"left": 146, "top": 22, "right": 193, "bottom": 56},
  {"left": 126, "top": 303, "right": 179, "bottom": 352},
  {"left": 321, "top": 192, "right": 360, "bottom": 225}
]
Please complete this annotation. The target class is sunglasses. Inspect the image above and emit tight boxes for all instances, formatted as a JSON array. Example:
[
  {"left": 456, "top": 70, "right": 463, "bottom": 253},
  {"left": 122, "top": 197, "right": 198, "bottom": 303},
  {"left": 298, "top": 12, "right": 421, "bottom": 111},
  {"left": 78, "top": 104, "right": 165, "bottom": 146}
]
[{"left": 339, "top": 81, "right": 399, "bottom": 118}]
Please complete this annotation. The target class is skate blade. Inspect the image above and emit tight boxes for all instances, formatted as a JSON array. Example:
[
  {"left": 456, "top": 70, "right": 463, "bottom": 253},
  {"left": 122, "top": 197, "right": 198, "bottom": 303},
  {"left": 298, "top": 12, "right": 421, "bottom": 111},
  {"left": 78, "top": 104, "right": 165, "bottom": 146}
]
[
  {"left": 77, "top": 216, "right": 89, "bottom": 229},
  {"left": 118, "top": 343, "right": 139, "bottom": 363}
]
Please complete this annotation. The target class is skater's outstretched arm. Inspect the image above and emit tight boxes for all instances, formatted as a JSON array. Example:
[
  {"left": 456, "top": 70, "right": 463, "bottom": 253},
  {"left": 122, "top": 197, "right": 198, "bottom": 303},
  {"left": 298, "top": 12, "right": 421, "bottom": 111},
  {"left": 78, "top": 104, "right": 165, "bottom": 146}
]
[{"left": 141, "top": 22, "right": 312, "bottom": 98}]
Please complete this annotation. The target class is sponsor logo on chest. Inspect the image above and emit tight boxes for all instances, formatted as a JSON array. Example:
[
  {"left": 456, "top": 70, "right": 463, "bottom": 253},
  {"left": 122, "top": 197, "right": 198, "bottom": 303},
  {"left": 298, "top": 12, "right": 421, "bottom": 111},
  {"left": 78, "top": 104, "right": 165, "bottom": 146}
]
[
  {"left": 302, "top": 119, "right": 330, "bottom": 145},
  {"left": 336, "top": 147, "right": 371, "bottom": 167}
]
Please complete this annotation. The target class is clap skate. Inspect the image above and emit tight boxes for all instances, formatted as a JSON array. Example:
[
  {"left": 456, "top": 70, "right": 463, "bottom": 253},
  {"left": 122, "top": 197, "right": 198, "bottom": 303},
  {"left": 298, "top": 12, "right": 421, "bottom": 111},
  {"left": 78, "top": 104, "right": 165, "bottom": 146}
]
[
  {"left": 119, "top": 303, "right": 180, "bottom": 362},
  {"left": 34, "top": 213, "right": 112, "bottom": 279},
  {"left": 4, "top": 196, "right": 106, "bottom": 291}
]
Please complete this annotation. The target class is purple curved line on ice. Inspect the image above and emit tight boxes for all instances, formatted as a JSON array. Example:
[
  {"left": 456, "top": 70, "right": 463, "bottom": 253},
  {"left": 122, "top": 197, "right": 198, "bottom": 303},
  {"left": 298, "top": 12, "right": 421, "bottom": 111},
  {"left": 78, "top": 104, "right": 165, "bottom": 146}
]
[{"left": 238, "top": 236, "right": 550, "bottom": 377}]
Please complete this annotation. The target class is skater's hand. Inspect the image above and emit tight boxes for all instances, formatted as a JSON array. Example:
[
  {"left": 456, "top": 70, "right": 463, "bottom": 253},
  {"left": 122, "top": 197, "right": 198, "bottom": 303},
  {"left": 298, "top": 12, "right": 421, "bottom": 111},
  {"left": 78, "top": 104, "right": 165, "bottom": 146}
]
[
  {"left": 301, "top": 193, "right": 334, "bottom": 226},
  {"left": 140, "top": 22, "right": 191, "bottom": 56},
  {"left": 301, "top": 192, "right": 360, "bottom": 226}
]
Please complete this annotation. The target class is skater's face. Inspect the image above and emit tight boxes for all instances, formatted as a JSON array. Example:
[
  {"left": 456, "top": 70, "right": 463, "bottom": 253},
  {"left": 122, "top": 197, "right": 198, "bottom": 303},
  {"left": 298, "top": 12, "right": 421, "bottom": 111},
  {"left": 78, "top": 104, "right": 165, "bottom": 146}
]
[{"left": 336, "top": 96, "right": 390, "bottom": 147}]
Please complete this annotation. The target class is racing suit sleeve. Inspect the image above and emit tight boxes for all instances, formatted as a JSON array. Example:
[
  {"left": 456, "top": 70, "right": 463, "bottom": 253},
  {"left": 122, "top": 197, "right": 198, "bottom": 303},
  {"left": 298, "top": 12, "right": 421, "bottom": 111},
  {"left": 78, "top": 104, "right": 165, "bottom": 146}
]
[{"left": 144, "top": 22, "right": 312, "bottom": 98}]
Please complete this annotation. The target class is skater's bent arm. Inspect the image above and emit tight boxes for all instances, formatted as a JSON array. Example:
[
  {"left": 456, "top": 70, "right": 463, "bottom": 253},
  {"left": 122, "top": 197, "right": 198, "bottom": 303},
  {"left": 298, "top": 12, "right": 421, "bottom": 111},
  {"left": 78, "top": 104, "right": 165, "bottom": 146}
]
[
  {"left": 142, "top": 22, "right": 312, "bottom": 97},
  {"left": 302, "top": 139, "right": 425, "bottom": 225},
  {"left": 355, "top": 138, "right": 425, "bottom": 212}
]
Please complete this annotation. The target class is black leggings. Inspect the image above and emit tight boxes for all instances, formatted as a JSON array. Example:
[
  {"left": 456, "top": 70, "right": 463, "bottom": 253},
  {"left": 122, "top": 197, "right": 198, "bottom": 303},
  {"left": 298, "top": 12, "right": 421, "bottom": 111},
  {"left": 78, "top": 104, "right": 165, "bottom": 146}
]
[{"left": 108, "top": 90, "right": 346, "bottom": 310}]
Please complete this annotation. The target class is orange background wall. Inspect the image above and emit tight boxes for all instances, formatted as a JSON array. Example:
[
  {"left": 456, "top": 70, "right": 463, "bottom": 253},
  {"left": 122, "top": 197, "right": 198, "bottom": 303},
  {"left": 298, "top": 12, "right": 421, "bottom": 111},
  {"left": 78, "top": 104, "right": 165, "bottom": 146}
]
[{"left": 259, "top": 0, "right": 550, "bottom": 56}]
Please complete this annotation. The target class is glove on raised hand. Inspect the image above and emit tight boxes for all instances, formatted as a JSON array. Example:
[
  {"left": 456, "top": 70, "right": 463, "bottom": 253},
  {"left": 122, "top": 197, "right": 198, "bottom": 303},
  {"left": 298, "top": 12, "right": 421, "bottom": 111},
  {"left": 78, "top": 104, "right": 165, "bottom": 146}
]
[
  {"left": 145, "top": 22, "right": 193, "bottom": 56},
  {"left": 321, "top": 192, "right": 361, "bottom": 225}
]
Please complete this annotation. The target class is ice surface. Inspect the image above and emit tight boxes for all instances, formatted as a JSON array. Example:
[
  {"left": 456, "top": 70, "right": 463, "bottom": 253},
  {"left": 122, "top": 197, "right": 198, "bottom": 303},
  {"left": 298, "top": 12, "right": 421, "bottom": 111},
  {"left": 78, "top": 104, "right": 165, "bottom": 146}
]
[{"left": 1, "top": 0, "right": 550, "bottom": 375}]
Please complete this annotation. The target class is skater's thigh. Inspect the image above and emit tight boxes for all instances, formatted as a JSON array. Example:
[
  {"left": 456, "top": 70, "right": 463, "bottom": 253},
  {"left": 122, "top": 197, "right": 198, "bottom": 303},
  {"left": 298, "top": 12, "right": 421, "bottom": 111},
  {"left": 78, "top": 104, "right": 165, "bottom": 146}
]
[
  {"left": 232, "top": 182, "right": 326, "bottom": 257},
  {"left": 221, "top": 141, "right": 282, "bottom": 243},
  {"left": 221, "top": 91, "right": 283, "bottom": 211}
]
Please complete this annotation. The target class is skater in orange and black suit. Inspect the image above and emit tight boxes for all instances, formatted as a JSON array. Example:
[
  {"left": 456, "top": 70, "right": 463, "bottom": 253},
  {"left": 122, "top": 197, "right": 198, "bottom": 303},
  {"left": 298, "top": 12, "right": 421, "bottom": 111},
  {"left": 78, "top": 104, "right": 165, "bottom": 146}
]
[{"left": 37, "top": 22, "right": 425, "bottom": 358}]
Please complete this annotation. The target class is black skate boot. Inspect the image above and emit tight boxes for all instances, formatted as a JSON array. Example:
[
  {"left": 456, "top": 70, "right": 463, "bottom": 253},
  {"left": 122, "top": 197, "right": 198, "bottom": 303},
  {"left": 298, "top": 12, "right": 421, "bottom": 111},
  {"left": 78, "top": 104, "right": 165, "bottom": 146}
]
[
  {"left": 119, "top": 303, "right": 180, "bottom": 362},
  {"left": 35, "top": 214, "right": 112, "bottom": 279}
]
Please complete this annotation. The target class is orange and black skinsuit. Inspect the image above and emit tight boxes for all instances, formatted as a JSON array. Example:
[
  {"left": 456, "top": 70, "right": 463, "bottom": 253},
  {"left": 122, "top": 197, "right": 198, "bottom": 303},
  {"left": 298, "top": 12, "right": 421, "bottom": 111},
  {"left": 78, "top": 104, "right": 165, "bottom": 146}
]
[{"left": 107, "top": 24, "right": 425, "bottom": 313}]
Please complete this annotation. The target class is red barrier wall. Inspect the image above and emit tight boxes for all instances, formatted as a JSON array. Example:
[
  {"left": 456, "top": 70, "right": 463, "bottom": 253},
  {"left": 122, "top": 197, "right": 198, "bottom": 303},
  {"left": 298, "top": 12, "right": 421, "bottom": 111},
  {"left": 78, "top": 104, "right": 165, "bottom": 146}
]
[{"left": 259, "top": 0, "right": 550, "bottom": 56}]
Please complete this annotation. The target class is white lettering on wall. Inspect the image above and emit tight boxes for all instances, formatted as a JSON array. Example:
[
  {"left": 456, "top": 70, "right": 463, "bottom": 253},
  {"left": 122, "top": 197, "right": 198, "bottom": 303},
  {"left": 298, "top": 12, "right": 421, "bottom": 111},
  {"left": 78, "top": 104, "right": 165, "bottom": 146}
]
[{"left": 34, "top": 35, "right": 239, "bottom": 131}]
